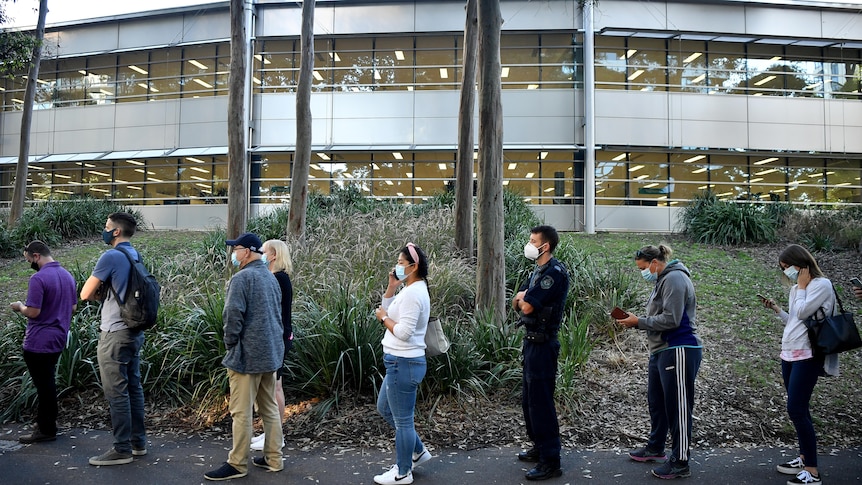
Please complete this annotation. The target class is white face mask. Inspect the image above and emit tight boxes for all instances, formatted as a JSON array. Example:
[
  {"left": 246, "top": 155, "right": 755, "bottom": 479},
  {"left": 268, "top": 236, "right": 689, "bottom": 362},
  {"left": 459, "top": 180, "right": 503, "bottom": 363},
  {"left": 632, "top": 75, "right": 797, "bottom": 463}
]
[
  {"left": 523, "top": 242, "right": 545, "bottom": 261},
  {"left": 783, "top": 265, "right": 799, "bottom": 282}
]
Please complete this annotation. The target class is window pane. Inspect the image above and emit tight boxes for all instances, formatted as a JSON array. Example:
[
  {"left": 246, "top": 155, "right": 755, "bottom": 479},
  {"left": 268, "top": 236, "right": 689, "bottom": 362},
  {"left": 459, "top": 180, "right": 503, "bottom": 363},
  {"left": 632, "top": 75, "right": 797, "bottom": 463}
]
[
  {"left": 333, "top": 38, "right": 374, "bottom": 92},
  {"left": 117, "top": 51, "right": 150, "bottom": 102},
  {"left": 374, "top": 37, "right": 414, "bottom": 91},
  {"left": 258, "top": 39, "right": 296, "bottom": 93},
  {"left": 501, "top": 34, "right": 539, "bottom": 89},
  {"left": 626, "top": 38, "right": 667, "bottom": 92},
  {"left": 415, "top": 36, "right": 457, "bottom": 90},
  {"left": 85, "top": 54, "right": 117, "bottom": 105},
  {"left": 595, "top": 36, "right": 625, "bottom": 89},
  {"left": 184, "top": 45, "right": 217, "bottom": 97},
  {"left": 541, "top": 33, "right": 577, "bottom": 89},
  {"left": 150, "top": 49, "right": 182, "bottom": 100},
  {"left": 115, "top": 158, "right": 147, "bottom": 203},
  {"left": 668, "top": 40, "right": 707, "bottom": 93}
]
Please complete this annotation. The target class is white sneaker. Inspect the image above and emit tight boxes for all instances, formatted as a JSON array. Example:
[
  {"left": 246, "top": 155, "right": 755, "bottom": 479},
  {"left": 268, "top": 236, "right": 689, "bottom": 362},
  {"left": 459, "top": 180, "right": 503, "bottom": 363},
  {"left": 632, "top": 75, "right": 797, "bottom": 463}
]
[
  {"left": 251, "top": 434, "right": 265, "bottom": 444},
  {"left": 412, "top": 447, "right": 431, "bottom": 467},
  {"left": 250, "top": 436, "right": 284, "bottom": 451},
  {"left": 374, "top": 464, "right": 413, "bottom": 485}
]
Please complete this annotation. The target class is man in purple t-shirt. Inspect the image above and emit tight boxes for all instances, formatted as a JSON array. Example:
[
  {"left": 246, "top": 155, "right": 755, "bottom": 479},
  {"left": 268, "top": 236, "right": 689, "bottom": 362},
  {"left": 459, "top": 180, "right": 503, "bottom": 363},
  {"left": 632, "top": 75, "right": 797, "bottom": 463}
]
[{"left": 10, "top": 241, "right": 77, "bottom": 444}]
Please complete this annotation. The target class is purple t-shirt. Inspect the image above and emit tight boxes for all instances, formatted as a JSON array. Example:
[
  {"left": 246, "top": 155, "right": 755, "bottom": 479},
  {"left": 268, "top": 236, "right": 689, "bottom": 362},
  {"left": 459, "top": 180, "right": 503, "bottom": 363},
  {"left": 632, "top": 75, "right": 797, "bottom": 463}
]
[{"left": 24, "top": 261, "right": 78, "bottom": 353}]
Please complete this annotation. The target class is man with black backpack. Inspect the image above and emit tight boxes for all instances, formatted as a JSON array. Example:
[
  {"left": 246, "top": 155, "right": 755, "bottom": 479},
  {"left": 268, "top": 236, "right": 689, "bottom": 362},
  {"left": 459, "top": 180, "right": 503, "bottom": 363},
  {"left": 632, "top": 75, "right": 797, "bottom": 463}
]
[{"left": 80, "top": 212, "right": 149, "bottom": 467}]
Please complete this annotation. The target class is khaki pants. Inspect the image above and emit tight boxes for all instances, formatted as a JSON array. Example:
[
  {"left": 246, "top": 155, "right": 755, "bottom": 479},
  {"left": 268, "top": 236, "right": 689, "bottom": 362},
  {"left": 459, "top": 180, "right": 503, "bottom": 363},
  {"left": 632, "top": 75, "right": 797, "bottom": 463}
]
[{"left": 226, "top": 369, "right": 283, "bottom": 472}]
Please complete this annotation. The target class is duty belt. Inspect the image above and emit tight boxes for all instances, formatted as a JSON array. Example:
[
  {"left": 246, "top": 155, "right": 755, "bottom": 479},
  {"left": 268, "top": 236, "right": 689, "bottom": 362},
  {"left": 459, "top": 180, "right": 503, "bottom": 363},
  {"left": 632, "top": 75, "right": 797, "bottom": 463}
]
[{"left": 524, "top": 331, "right": 555, "bottom": 343}]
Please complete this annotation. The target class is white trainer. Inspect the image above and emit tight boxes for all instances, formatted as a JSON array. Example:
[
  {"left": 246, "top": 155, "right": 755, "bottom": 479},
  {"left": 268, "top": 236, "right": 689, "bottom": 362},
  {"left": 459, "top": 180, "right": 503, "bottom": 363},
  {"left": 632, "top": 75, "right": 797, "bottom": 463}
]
[
  {"left": 412, "top": 447, "right": 431, "bottom": 467},
  {"left": 373, "top": 464, "right": 413, "bottom": 485},
  {"left": 250, "top": 436, "right": 284, "bottom": 451}
]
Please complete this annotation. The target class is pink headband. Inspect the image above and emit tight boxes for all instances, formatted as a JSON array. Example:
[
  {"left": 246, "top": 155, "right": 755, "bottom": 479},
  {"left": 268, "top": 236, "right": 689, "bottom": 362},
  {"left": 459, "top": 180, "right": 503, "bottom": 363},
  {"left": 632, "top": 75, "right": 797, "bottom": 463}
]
[{"left": 406, "top": 243, "right": 420, "bottom": 265}]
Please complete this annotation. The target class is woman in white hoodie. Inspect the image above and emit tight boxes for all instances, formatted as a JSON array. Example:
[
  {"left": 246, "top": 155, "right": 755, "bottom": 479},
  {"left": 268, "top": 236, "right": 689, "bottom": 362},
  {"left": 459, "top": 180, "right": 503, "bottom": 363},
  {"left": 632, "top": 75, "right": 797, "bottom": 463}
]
[{"left": 760, "top": 244, "right": 835, "bottom": 485}]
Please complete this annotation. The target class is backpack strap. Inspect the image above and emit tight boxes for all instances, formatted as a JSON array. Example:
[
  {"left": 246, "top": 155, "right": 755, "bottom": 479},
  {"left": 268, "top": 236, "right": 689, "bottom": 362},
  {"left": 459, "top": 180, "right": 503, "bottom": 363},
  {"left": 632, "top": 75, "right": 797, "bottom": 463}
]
[{"left": 108, "top": 245, "right": 138, "bottom": 304}]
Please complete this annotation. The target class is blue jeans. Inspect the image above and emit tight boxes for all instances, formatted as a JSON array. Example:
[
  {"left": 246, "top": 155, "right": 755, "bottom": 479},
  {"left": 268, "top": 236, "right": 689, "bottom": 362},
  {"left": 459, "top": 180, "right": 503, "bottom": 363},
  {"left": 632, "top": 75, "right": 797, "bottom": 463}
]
[
  {"left": 782, "top": 356, "right": 823, "bottom": 468},
  {"left": 377, "top": 354, "right": 426, "bottom": 476},
  {"left": 646, "top": 346, "right": 702, "bottom": 464},
  {"left": 97, "top": 329, "right": 146, "bottom": 454}
]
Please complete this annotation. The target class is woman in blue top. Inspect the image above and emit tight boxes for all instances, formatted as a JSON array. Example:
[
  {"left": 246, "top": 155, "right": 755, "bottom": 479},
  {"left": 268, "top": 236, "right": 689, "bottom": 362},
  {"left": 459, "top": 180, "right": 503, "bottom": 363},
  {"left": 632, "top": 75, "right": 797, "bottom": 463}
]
[{"left": 616, "top": 243, "right": 703, "bottom": 480}]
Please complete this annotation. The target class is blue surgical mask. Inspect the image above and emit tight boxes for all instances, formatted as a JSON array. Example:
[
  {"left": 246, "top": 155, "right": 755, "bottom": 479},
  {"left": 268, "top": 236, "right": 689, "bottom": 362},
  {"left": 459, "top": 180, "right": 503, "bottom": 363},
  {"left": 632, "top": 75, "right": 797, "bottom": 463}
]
[
  {"left": 641, "top": 264, "right": 657, "bottom": 282},
  {"left": 395, "top": 264, "right": 410, "bottom": 281},
  {"left": 783, "top": 266, "right": 799, "bottom": 282},
  {"left": 231, "top": 251, "right": 241, "bottom": 267},
  {"left": 102, "top": 228, "right": 117, "bottom": 245},
  {"left": 261, "top": 253, "right": 268, "bottom": 265}
]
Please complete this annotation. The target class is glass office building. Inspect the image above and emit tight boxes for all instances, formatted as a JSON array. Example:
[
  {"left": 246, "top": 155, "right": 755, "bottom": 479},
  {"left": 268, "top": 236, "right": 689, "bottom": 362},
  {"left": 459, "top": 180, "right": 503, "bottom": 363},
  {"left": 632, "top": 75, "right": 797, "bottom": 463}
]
[{"left": 1, "top": 0, "right": 860, "bottom": 230}]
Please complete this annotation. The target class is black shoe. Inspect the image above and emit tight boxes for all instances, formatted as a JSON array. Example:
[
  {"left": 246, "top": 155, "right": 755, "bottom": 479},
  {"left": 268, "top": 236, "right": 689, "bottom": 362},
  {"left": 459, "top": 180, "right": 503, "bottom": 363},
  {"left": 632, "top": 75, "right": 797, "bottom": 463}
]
[
  {"left": 525, "top": 462, "right": 562, "bottom": 481},
  {"left": 19, "top": 430, "right": 56, "bottom": 444},
  {"left": 518, "top": 447, "right": 540, "bottom": 463},
  {"left": 204, "top": 462, "right": 247, "bottom": 481}
]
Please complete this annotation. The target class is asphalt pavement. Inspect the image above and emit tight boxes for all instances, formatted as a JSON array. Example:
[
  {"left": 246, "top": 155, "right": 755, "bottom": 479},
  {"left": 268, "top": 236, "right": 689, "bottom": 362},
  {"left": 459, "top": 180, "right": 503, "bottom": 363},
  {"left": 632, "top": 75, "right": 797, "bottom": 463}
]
[{"left": 1, "top": 424, "right": 860, "bottom": 484}]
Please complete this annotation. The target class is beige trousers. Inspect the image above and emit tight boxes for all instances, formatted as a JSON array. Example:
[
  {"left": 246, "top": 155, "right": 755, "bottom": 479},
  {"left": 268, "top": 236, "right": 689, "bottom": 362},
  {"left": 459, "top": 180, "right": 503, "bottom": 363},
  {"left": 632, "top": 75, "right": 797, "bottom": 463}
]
[{"left": 226, "top": 369, "right": 284, "bottom": 472}]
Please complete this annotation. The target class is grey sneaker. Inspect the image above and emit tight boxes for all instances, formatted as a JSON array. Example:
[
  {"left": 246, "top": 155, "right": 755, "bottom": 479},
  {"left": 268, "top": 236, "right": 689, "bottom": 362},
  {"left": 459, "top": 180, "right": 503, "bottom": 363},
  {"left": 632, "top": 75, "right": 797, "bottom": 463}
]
[
  {"left": 629, "top": 446, "right": 667, "bottom": 463},
  {"left": 777, "top": 457, "right": 805, "bottom": 475},
  {"left": 89, "top": 449, "right": 134, "bottom": 466},
  {"left": 651, "top": 459, "right": 691, "bottom": 479}
]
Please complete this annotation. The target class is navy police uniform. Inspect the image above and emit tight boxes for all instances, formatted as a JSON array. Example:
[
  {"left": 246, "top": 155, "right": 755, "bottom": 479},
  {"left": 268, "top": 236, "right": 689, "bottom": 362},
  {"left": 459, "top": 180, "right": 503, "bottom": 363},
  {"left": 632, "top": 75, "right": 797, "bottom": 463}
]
[{"left": 518, "top": 257, "right": 569, "bottom": 468}]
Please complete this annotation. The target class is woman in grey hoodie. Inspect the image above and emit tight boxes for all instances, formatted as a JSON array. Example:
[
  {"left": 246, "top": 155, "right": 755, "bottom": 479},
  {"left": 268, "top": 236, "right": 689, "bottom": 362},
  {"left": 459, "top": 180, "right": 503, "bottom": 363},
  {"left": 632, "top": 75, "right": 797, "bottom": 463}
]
[{"left": 615, "top": 243, "right": 703, "bottom": 480}]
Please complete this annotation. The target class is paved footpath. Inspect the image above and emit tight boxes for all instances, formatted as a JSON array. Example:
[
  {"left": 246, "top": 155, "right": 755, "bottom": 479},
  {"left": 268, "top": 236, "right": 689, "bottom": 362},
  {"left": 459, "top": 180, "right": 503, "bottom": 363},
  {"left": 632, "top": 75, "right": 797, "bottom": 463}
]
[{"left": 1, "top": 425, "right": 860, "bottom": 484}]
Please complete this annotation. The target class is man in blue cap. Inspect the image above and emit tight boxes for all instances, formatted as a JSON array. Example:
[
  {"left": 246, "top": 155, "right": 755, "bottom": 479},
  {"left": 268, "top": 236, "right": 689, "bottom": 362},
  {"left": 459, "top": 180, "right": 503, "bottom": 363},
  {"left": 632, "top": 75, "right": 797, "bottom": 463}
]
[{"left": 205, "top": 233, "right": 285, "bottom": 481}]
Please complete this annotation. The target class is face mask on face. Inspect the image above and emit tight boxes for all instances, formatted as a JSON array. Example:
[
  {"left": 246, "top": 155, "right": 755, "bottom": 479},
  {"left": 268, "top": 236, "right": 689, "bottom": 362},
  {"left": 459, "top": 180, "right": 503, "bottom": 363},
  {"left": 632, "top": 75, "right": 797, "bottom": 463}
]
[
  {"left": 102, "top": 228, "right": 117, "bottom": 245},
  {"left": 394, "top": 264, "right": 411, "bottom": 281},
  {"left": 261, "top": 253, "right": 269, "bottom": 265},
  {"left": 783, "top": 265, "right": 799, "bottom": 282},
  {"left": 524, "top": 242, "right": 545, "bottom": 261},
  {"left": 30, "top": 261, "right": 39, "bottom": 272},
  {"left": 231, "top": 251, "right": 241, "bottom": 267},
  {"left": 641, "top": 262, "right": 657, "bottom": 282}
]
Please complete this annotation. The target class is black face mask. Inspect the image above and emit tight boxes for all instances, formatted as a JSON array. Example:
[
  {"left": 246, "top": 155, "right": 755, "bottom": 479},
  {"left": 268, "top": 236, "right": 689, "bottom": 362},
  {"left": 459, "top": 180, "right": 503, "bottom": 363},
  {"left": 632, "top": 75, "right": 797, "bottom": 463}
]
[{"left": 30, "top": 261, "right": 39, "bottom": 272}]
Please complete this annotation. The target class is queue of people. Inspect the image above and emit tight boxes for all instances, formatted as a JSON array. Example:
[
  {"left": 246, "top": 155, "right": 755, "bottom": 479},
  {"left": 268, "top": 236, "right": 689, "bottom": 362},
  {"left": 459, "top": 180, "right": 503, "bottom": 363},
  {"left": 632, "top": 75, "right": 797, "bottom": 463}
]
[{"left": 8, "top": 218, "right": 858, "bottom": 484}]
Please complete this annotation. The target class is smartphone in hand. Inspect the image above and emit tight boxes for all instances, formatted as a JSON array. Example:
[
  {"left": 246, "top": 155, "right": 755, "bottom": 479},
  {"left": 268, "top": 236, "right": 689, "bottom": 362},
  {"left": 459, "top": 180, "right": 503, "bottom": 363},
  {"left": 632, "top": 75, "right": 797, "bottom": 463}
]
[
  {"left": 851, "top": 277, "right": 862, "bottom": 288},
  {"left": 610, "top": 307, "right": 628, "bottom": 319}
]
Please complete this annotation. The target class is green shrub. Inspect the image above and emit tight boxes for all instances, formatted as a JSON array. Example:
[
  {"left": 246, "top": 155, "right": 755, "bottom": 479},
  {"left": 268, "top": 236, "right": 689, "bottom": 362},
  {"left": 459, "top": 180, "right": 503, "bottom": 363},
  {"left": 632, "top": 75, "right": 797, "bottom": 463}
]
[{"left": 677, "top": 190, "right": 776, "bottom": 245}]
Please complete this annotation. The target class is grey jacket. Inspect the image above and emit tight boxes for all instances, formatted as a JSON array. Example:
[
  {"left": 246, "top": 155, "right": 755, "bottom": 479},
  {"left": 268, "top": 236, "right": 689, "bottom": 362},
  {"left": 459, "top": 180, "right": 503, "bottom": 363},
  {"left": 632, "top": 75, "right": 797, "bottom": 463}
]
[
  {"left": 222, "top": 259, "right": 284, "bottom": 373},
  {"left": 637, "top": 260, "right": 702, "bottom": 354}
]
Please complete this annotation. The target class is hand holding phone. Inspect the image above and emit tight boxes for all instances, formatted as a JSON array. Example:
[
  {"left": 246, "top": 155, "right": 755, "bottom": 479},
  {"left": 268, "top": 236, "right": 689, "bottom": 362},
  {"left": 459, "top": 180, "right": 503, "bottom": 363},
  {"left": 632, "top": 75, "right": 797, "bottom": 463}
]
[
  {"left": 851, "top": 277, "right": 862, "bottom": 289},
  {"left": 610, "top": 307, "right": 628, "bottom": 320}
]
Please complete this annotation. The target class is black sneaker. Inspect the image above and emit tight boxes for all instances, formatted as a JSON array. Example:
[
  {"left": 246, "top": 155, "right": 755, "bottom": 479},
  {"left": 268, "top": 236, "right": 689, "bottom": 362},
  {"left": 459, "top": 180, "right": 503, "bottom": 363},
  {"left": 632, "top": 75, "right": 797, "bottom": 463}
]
[
  {"left": 252, "top": 456, "right": 283, "bottom": 472},
  {"left": 518, "top": 447, "right": 540, "bottom": 463},
  {"left": 629, "top": 446, "right": 667, "bottom": 463},
  {"left": 525, "top": 462, "right": 562, "bottom": 481},
  {"left": 204, "top": 462, "right": 247, "bottom": 481},
  {"left": 777, "top": 457, "right": 805, "bottom": 475},
  {"left": 651, "top": 460, "right": 691, "bottom": 479}
]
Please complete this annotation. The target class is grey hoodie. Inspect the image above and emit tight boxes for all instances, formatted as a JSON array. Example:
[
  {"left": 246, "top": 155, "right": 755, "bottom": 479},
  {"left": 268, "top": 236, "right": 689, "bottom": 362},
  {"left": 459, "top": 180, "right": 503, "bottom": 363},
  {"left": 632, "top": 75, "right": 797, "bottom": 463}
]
[{"left": 636, "top": 260, "right": 702, "bottom": 354}]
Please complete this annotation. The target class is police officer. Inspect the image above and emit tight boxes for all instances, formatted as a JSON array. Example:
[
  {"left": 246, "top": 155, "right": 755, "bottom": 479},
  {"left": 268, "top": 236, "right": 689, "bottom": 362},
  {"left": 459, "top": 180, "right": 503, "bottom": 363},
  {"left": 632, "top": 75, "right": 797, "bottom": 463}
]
[{"left": 512, "top": 225, "right": 569, "bottom": 481}]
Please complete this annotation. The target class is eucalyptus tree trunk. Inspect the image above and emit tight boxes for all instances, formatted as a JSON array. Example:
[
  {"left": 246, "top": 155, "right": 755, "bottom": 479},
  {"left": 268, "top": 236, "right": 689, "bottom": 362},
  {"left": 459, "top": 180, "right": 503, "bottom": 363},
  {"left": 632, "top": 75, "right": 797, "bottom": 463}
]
[
  {"left": 475, "top": 0, "right": 505, "bottom": 323},
  {"left": 227, "top": 0, "right": 248, "bottom": 241},
  {"left": 455, "top": 0, "right": 478, "bottom": 256},
  {"left": 287, "top": 0, "right": 315, "bottom": 243},
  {"left": 9, "top": 0, "right": 47, "bottom": 226}
]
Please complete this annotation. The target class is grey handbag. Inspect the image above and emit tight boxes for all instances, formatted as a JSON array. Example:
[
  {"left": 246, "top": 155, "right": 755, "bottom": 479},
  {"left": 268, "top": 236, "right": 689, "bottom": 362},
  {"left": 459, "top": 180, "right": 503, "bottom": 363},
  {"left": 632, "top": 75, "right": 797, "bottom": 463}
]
[{"left": 424, "top": 317, "right": 450, "bottom": 357}]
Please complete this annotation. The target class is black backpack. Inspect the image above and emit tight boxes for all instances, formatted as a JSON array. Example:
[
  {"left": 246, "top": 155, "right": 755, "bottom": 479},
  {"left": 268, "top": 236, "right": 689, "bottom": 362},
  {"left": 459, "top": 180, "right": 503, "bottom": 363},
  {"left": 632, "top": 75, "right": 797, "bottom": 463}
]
[{"left": 109, "top": 246, "right": 161, "bottom": 330}]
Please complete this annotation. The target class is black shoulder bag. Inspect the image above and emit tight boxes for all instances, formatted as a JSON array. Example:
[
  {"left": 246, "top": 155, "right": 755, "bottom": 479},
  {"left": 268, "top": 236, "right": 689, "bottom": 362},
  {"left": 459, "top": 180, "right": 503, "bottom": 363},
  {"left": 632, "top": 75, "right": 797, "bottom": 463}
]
[{"left": 803, "top": 288, "right": 862, "bottom": 356}]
